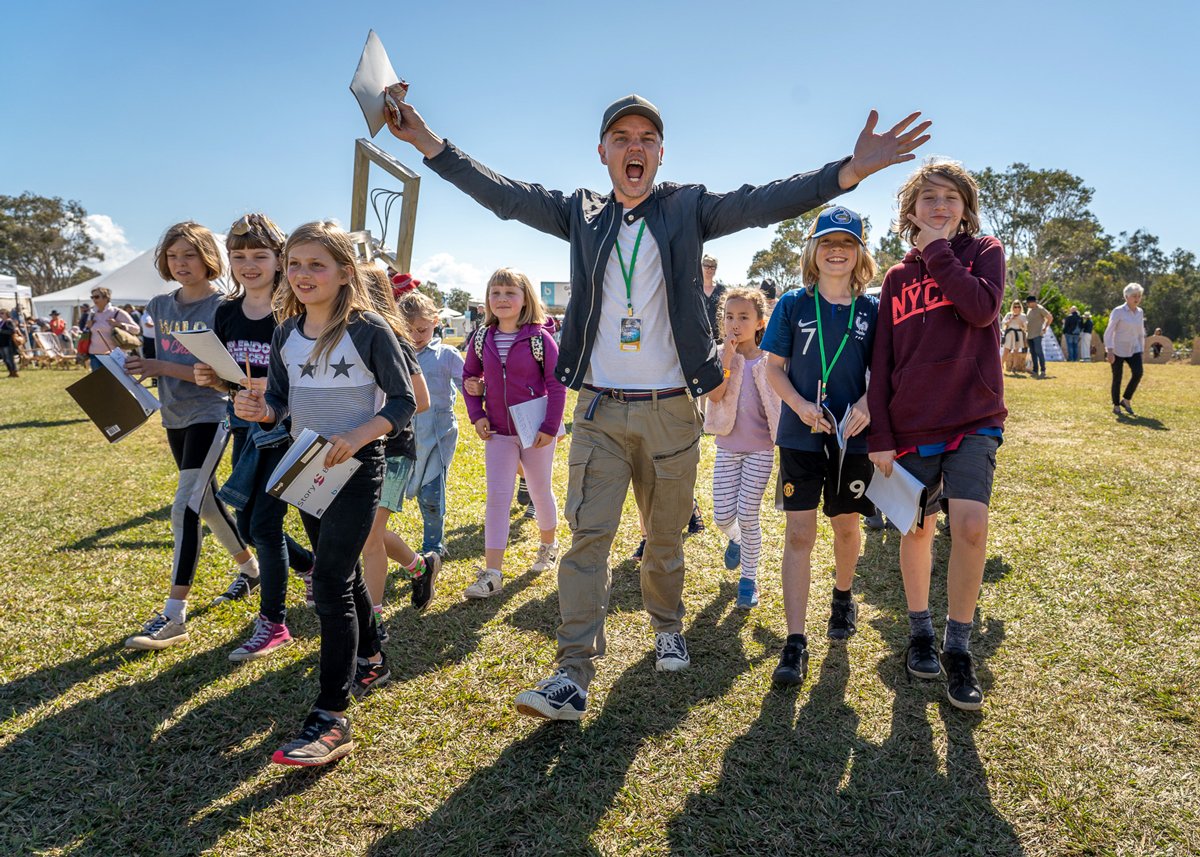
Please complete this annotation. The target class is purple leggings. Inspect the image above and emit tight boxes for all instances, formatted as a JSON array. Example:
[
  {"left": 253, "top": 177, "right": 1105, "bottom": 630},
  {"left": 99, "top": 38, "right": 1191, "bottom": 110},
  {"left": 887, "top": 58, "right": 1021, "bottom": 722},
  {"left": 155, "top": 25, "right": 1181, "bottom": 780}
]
[{"left": 485, "top": 432, "right": 558, "bottom": 550}]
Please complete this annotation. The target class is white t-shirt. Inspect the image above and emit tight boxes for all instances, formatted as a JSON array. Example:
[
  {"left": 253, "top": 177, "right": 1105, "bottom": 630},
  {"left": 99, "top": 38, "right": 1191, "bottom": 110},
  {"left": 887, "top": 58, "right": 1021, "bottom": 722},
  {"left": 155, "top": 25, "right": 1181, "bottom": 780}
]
[{"left": 585, "top": 216, "right": 686, "bottom": 390}]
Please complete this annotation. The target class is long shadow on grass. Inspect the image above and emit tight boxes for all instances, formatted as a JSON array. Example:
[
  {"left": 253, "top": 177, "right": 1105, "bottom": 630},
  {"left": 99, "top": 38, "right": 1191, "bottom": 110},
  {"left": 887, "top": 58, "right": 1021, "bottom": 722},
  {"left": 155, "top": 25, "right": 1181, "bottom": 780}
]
[
  {"left": 505, "top": 556, "right": 649, "bottom": 641},
  {"left": 0, "top": 417, "right": 90, "bottom": 431},
  {"left": 1116, "top": 413, "right": 1168, "bottom": 431},
  {"left": 0, "top": 637, "right": 328, "bottom": 855},
  {"left": 56, "top": 503, "right": 173, "bottom": 552},
  {"left": 0, "top": 639, "right": 130, "bottom": 721},
  {"left": 368, "top": 581, "right": 757, "bottom": 855}
]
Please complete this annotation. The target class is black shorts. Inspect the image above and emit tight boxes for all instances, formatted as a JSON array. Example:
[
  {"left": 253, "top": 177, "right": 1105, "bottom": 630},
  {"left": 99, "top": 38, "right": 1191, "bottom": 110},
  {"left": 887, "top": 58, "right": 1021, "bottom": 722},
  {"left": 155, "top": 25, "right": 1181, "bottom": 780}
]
[
  {"left": 776, "top": 447, "right": 876, "bottom": 517},
  {"left": 898, "top": 433, "right": 999, "bottom": 515}
]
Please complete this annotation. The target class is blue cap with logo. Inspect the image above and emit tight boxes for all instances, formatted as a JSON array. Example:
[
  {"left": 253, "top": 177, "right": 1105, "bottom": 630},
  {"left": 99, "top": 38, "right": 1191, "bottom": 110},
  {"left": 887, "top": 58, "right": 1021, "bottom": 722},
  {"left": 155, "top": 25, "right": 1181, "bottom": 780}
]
[{"left": 811, "top": 206, "right": 866, "bottom": 246}]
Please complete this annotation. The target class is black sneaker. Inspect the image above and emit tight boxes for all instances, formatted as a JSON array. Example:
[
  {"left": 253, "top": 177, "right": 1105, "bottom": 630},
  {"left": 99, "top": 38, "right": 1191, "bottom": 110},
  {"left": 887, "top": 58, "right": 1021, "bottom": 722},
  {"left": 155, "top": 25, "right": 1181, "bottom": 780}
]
[
  {"left": 906, "top": 634, "right": 942, "bottom": 679},
  {"left": 631, "top": 538, "right": 646, "bottom": 564},
  {"left": 375, "top": 619, "right": 390, "bottom": 645},
  {"left": 686, "top": 499, "right": 705, "bottom": 536},
  {"left": 411, "top": 551, "right": 441, "bottom": 612},
  {"left": 772, "top": 639, "right": 809, "bottom": 686},
  {"left": 516, "top": 476, "right": 531, "bottom": 508},
  {"left": 941, "top": 650, "right": 984, "bottom": 711},
  {"left": 272, "top": 710, "right": 354, "bottom": 766},
  {"left": 827, "top": 597, "right": 858, "bottom": 640},
  {"left": 351, "top": 655, "right": 391, "bottom": 701},
  {"left": 514, "top": 670, "right": 587, "bottom": 720},
  {"left": 212, "top": 571, "right": 260, "bottom": 604},
  {"left": 1120, "top": 398, "right": 1135, "bottom": 415}
]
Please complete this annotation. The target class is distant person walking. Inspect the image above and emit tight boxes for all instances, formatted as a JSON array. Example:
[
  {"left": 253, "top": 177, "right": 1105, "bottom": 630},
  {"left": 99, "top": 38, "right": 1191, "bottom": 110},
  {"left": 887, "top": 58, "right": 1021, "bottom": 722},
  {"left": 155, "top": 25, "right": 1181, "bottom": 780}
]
[
  {"left": 1063, "top": 305, "right": 1082, "bottom": 362},
  {"left": 1080, "top": 311, "right": 1094, "bottom": 361},
  {"left": 1105, "top": 283, "right": 1146, "bottom": 416},
  {"left": 1024, "top": 295, "right": 1053, "bottom": 378}
]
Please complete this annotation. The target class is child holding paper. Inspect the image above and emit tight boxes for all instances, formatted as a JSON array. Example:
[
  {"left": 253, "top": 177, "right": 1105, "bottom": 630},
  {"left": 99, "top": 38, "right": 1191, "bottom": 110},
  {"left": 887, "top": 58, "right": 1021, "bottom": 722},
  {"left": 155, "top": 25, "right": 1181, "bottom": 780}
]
[
  {"left": 703, "top": 287, "right": 780, "bottom": 611},
  {"left": 234, "top": 221, "right": 415, "bottom": 765},
  {"left": 867, "top": 161, "right": 1006, "bottom": 711},
  {"left": 398, "top": 290, "right": 464, "bottom": 559},
  {"left": 762, "top": 207, "right": 879, "bottom": 686},
  {"left": 193, "top": 214, "right": 316, "bottom": 661},
  {"left": 461, "top": 267, "right": 565, "bottom": 599},
  {"left": 123, "top": 222, "right": 255, "bottom": 651}
]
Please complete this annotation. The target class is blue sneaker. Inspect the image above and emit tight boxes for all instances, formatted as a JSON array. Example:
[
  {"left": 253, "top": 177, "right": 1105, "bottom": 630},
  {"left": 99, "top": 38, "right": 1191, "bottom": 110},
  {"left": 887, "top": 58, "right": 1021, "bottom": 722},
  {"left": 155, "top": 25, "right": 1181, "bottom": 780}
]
[
  {"left": 514, "top": 671, "right": 587, "bottom": 720},
  {"left": 723, "top": 539, "right": 741, "bottom": 570},
  {"left": 735, "top": 576, "right": 759, "bottom": 610}
]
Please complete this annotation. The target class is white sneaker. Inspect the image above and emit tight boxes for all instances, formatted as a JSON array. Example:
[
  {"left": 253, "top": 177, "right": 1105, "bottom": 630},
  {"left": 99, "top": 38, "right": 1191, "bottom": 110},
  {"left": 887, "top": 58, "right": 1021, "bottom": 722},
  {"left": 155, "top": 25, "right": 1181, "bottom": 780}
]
[
  {"left": 531, "top": 542, "right": 559, "bottom": 573},
  {"left": 654, "top": 632, "right": 690, "bottom": 672},
  {"left": 463, "top": 568, "right": 503, "bottom": 599},
  {"left": 125, "top": 612, "right": 188, "bottom": 650},
  {"left": 514, "top": 671, "right": 587, "bottom": 720}
]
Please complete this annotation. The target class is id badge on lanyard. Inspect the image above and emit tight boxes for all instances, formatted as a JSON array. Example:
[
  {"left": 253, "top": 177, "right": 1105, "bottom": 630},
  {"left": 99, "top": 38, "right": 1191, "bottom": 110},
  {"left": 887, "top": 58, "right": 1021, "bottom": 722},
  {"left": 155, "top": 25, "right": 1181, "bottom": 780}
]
[
  {"left": 616, "top": 220, "right": 647, "bottom": 354},
  {"left": 620, "top": 316, "right": 642, "bottom": 352}
]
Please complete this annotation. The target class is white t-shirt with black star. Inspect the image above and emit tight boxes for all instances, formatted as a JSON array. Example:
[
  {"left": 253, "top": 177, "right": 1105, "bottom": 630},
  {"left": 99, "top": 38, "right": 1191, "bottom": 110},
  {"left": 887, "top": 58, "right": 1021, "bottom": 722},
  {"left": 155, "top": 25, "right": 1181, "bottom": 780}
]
[{"left": 265, "top": 311, "right": 415, "bottom": 442}]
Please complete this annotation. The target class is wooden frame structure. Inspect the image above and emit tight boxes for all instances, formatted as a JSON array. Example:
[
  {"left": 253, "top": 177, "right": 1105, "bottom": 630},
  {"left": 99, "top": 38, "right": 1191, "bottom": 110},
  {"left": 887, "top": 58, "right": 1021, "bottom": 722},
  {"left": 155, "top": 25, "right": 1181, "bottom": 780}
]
[{"left": 350, "top": 138, "right": 420, "bottom": 272}]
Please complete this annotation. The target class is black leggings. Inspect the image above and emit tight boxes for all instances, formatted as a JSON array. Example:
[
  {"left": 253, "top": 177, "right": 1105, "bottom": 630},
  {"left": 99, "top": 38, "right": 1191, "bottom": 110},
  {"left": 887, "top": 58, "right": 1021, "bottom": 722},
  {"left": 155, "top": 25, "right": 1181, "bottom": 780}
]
[
  {"left": 1110, "top": 353, "right": 1143, "bottom": 406},
  {"left": 165, "top": 423, "right": 245, "bottom": 588}
]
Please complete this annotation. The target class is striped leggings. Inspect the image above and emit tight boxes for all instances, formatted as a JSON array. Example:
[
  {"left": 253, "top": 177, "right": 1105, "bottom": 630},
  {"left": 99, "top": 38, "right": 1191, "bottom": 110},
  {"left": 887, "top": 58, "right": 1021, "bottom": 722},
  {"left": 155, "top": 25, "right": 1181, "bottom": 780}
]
[{"left": 711, "top": 448, "right": 774, "bottom": 581}]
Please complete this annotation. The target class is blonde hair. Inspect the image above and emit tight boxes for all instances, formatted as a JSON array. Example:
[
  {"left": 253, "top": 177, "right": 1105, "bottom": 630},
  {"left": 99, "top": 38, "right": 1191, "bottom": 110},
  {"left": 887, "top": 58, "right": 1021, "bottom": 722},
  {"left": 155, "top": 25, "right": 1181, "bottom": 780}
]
[
  {"left": 277, "top": 221, "right": 376, "bottom": 367},
  {"left": 155, "top": 221, "right": 224, "bottom": 282},
  {"left": 483, "top": 268, "right": 546, "bottom": 327},
  {"left": 717, "top": 287, "right": 768, "bottom": 346},
  {"left": 799, "top": 212, "right": 878, "bottom": 295},
  {"left": 359, "top": 264, "right": 411, "bottom": 343},
  {"left": 225, "top": 213, "right": 287, "bottom": 298},
  {"left": 91, "top": 286, "right": 112, "bottom": 300},
  {"left": 399, "top": 290, "right": 440, "bottom": 324},
  {"left": 894, "top": 160, "right": 981, "bottom": 247}
]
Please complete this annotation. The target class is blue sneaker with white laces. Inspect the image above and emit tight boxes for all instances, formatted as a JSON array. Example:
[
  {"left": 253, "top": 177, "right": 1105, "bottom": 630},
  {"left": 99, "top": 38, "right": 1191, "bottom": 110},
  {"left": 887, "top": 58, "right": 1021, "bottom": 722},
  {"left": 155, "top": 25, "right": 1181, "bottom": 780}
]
[
  {"left": 723, "top": 539, "right": 741, "bottom": 570},
  {"left": 735, "top": 576, "right": 759, "bottom": 610},
  {"left": 514, "top": 671, "right": 587, "bottom": 720}
]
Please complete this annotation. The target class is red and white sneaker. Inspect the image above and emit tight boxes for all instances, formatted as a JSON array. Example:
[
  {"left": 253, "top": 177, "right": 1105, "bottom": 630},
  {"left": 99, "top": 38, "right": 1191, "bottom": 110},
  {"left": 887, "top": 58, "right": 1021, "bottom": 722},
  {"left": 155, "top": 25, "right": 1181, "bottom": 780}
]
[{"left": 229, "top": 615, "right": 293, "bottom": 662}]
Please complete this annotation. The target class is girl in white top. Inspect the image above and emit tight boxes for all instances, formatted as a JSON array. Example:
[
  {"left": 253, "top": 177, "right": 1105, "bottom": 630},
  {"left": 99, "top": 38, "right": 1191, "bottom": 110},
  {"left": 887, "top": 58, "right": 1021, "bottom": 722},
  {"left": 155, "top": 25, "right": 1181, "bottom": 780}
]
[{"left": 1104, "top": 282, "right": 1146, "bottom": 416}]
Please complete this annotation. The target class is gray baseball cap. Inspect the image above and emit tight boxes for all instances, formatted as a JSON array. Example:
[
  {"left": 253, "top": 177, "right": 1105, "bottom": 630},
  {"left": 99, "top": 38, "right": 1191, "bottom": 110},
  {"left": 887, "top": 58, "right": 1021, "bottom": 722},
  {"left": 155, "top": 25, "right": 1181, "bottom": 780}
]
[{"left": 600, "top": 94, "right": 663, "bottom": 140}]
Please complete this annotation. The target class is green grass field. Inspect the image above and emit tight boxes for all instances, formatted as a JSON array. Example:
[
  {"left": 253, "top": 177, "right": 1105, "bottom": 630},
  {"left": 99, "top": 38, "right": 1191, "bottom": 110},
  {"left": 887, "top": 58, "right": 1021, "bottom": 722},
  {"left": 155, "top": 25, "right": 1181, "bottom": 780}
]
[{"left": 1, "top": 361, "right": 1197, "bottom": 856}]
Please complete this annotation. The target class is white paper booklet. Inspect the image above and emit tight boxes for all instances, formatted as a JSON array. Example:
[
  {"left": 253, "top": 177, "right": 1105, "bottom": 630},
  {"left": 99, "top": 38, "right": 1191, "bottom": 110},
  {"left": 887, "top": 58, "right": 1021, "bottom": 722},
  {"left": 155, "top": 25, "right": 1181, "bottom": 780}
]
[
  {"left": 508, "top": 396, "right": 548, "bottom": 449},
  {"left": 187, "top": 422, "right": 230, "bottom": 513},
  {"left": 266, "top": 429, "right": 362, "bottom": 518},
  {"left": 349, "top": 30, "right": 402, "bottom": 137},
  {"left": 170, "top": 329, "right": 247, "bottom": 385},
  {"left": 818, "top": 403, "right": 854, "bottom": 482},
  {"left": 865, "top": 460, "right": 929, "bottom": 535}
]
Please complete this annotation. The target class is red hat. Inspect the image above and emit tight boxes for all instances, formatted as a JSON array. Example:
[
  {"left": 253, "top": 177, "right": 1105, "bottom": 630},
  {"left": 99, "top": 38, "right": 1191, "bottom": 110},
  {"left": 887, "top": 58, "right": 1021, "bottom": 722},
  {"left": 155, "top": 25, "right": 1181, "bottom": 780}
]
[{"left": 391, "top": 273, "right": 420, "bottom": 299}]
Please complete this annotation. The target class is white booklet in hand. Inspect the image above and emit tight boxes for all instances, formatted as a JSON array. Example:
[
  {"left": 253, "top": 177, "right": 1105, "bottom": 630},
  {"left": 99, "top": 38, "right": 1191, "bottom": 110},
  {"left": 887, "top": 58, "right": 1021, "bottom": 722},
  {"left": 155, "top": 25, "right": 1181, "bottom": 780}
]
[
  {"left": 349, "top": 29, "right": 404, "bottom": 137},
  {"left": 266, "top": 429, "right": 361, "bottom": 518},
  {"left": 170, "top": 329, "right": 247, "bottom": 385},
  {"left": 866, "top": 460, "right": 928, "bottom": 535},
  {"left": 508, "top": 396, "right": 548, "bottom": 449},
  {"left": 819, "top": 402, "right": 854, "bottom": 483}
]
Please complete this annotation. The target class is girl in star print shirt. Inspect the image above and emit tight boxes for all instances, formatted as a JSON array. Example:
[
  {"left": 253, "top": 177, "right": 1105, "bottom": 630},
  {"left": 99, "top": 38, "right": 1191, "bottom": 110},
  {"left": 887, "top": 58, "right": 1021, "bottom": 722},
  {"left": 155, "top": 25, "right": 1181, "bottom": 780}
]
[{"left": 234, "top": 221, "right": 416, "bottom": 767}]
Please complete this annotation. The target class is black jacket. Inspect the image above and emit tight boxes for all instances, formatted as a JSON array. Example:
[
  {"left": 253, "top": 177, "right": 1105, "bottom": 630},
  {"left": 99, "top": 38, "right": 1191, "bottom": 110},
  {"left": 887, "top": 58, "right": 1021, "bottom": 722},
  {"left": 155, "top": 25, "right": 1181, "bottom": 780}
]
[{"left": 426, "top": 141, "right": 852, "bottom": 395}]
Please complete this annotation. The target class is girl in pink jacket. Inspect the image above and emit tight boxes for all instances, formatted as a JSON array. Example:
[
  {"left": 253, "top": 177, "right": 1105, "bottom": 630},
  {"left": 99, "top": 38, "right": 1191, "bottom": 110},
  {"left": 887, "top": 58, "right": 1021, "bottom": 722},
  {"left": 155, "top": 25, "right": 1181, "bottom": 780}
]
[
  {"left": 462, "top": 268, "right": 566, "bottom": 599},
  {"left": 704, "top": 287, "right": 780, "bottom": 610}
]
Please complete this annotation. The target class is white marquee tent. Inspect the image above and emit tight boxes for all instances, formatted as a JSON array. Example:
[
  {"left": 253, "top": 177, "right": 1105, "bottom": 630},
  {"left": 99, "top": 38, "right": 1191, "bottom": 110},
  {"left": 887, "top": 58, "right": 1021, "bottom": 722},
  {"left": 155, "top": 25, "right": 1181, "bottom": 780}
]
[{"left": 32, "top": 237, "right": 230, "bottom": 323}]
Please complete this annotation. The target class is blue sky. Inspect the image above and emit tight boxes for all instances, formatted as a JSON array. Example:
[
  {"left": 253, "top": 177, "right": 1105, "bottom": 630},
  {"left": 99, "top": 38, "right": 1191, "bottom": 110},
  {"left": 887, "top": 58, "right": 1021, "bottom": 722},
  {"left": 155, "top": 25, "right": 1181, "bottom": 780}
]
[{"left": 3, "top": 1, "right": 1196, "bottom": 297}]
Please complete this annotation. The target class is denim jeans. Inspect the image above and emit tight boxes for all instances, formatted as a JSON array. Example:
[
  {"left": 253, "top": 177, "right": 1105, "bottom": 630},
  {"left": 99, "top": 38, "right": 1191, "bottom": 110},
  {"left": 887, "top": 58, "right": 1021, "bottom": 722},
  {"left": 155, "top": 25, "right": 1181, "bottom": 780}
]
[
  {"left": 227, "top": 426, "right": 313, "bottom": 624},
  {"left": 1065, "top": 333, "right": 1080, "bottom": 361},
  {"left": 299, "top": 444, "right": 384, "bottom": 713},
  {"left": 0, "top": 344, "right": 15, "bottom": 374},
  {"left": 1028, "top": 336, "right": 1046, "bottom": 374},
  {"left": 418, "top": 466, "right": 448, "bottom": 554}
]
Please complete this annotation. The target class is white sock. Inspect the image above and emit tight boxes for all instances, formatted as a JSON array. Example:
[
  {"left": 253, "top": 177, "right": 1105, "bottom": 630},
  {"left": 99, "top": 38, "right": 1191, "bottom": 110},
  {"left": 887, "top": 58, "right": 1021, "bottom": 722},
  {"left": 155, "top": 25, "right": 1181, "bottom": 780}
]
[
  {"left": 238, "top": 556, "right": 260, "bottom": 578},
  {"left": 717, "top": 519, "right": 741, "bottom": 543},
  {"left": 164, "top": 598, "right": 187, "bottom": 623}
]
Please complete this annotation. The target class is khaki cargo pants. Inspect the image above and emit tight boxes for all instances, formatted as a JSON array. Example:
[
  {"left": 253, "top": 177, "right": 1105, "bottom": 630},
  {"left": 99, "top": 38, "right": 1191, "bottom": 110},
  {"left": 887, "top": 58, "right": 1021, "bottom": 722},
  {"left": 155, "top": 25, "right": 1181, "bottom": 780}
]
[{"left": 557, "top": 388, "right": 702, "bottom": 690}]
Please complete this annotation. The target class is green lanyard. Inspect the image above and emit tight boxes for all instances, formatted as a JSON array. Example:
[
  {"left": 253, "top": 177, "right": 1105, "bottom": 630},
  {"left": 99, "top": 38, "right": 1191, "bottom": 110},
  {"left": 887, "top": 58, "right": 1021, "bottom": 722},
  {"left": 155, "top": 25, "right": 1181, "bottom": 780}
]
[
  {"left": 815, "top": 292, "right": 857, "bottom": 398},
  {"left": 614, "top": 220, "right": 647, "bottom": 317}
]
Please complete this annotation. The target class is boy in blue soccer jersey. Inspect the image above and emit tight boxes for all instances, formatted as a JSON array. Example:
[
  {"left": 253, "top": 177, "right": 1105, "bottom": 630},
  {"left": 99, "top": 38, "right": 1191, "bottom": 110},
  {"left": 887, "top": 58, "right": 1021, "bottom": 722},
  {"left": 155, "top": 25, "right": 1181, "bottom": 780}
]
[{"left": 762, "top": 207, "right": 879, "bottom": 686}]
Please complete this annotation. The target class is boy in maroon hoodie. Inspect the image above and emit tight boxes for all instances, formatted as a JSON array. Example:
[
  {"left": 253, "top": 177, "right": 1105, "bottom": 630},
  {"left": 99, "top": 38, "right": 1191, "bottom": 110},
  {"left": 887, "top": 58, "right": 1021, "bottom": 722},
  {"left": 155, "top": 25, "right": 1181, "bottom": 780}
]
[{"left": 867, "top": 161, "right": 1006, "bottom": 711}]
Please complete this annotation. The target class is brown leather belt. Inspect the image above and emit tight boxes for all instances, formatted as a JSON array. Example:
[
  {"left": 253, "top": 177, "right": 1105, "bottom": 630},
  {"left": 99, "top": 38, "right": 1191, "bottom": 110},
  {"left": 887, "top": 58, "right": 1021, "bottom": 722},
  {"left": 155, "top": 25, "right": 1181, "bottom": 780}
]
[{"left": 582, "top": 384, "right": 688, "bottom": 402}]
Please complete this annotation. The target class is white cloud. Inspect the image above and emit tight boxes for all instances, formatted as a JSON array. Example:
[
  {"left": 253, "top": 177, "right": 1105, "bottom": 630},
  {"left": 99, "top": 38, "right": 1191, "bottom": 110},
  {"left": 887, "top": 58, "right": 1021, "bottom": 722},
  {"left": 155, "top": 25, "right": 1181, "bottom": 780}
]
[
  {"left": 85, "top": 214, "right": 140, "bottom": 274},
  {"left": 412, "top": 252, "right": 487, "bottom": 300}
]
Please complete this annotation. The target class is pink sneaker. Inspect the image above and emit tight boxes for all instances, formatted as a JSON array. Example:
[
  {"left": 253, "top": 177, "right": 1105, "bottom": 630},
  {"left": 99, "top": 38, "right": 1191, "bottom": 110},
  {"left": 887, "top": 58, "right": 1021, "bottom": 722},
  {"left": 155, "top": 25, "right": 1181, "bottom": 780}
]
[{"left": 229, "top": 616, "right": 293, "bottom": 662}]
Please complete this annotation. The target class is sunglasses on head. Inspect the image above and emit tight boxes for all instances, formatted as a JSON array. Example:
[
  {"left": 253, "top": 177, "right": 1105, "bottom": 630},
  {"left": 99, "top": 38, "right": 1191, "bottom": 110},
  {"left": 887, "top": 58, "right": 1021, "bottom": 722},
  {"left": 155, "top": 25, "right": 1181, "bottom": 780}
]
[{"left": 230, "top": 214, "right": 285, "bottom": 245}]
